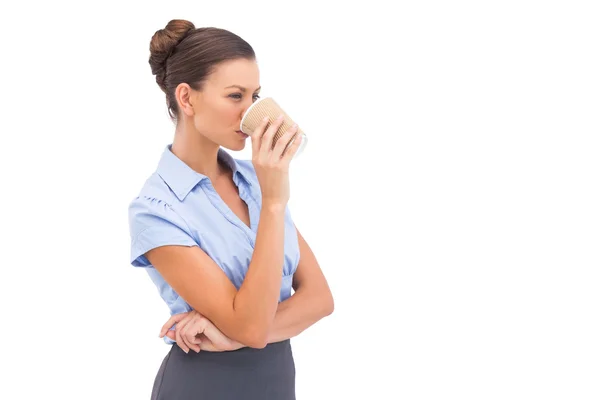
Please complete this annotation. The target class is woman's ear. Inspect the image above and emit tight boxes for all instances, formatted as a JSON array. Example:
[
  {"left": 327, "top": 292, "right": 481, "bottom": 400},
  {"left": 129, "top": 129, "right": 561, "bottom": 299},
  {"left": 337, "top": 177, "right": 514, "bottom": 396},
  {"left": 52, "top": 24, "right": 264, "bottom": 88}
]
[{"left": 175, "top": 83, "right": 198, "bottom": 117}]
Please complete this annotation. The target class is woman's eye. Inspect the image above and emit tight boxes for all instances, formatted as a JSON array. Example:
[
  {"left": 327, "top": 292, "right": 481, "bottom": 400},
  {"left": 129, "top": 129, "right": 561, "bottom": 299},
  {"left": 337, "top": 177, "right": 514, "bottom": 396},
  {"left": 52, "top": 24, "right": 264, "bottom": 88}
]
[{"left": 229, "top": 93, "right": 261, "bottom": 101}]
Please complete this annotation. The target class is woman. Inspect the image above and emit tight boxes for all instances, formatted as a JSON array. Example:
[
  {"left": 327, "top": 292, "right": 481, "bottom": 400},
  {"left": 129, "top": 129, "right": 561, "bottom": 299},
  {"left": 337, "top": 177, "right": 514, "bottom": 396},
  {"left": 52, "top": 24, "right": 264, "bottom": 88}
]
[{"left": 128, "top": 19, "right": 334, "bottom": 399}]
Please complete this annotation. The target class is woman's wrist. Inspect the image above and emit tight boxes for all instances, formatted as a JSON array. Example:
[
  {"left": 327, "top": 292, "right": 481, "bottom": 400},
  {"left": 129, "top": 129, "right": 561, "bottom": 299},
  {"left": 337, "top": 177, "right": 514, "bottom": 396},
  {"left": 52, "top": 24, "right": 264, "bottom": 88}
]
[{"left": 261, "top": 201, "right": 287, "bottom": 214}]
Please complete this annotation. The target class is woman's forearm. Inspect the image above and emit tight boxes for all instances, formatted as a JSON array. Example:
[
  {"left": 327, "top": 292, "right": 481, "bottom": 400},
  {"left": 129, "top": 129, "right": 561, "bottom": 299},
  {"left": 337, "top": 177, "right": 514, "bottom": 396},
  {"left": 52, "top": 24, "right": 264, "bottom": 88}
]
[
  {"left": 191, "top": 288, "right": 332, "bottom": 351},
  {"left": 233, "top": 204, "right": 286, "bottom": 346},
  {"left": 267, "top": 287, "right": 334, "bottom": 344}
]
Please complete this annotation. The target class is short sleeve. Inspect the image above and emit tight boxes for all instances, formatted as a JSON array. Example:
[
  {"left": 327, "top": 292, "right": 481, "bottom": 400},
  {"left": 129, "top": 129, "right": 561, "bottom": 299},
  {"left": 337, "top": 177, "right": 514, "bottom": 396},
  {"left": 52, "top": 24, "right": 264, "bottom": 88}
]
[{"left": 128, "top": 196, "right": 198, "bottom": 268}]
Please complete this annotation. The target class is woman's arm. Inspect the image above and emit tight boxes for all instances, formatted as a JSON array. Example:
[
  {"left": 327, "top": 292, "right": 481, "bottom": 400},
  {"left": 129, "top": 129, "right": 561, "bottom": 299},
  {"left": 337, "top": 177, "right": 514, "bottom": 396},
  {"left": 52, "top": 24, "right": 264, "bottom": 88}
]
[
  {"left": 147, "top": 204, "right": 286, "bottom": 349},
  {"left": 266, "top": 227, "right": 334, "bottom": 343},
  {"left": 159, "top": 227, "right": 334, "bottom": 350}
]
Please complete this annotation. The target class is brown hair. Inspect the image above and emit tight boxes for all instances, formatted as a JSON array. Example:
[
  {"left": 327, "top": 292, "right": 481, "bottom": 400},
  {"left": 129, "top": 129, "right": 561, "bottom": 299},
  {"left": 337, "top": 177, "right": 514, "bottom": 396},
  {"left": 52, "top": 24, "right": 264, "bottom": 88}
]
[{"left": 149, "top": 19, "right": 256, "bottom": 120}]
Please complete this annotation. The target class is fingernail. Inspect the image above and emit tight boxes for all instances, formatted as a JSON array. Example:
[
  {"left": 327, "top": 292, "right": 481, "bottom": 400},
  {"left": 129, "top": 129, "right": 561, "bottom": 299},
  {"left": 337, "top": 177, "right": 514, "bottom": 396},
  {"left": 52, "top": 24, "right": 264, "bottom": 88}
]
[
  {"left": 292, "top": 124, "right": 298, "bottom": 129},
  {"left": 277, "top": 114, "right": 284, "bottom": 120},
  {"left": 263, "top": 116, "right": 269, "bottom": 121}
]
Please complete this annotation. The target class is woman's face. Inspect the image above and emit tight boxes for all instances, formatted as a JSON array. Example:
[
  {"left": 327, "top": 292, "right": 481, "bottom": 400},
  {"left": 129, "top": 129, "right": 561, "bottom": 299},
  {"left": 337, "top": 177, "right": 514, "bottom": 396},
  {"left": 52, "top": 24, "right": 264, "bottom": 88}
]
[{"left": 187, "top": 58, "right": 261, "bottom": 151}]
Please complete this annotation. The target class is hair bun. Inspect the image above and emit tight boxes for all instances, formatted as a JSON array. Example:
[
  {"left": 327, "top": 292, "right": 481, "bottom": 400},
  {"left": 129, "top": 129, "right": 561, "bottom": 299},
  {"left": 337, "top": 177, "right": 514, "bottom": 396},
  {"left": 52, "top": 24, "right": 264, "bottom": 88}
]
[{"left": 149, "top": 19, "right": 196, "bottom": 80}]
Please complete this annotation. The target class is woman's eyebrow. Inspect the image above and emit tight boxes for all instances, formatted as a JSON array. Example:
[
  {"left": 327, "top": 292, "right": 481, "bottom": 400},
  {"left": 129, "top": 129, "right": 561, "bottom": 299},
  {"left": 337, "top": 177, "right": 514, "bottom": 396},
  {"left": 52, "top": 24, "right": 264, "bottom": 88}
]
[{"left": 224, "top": 85, "right": 261, "bottom": 92}]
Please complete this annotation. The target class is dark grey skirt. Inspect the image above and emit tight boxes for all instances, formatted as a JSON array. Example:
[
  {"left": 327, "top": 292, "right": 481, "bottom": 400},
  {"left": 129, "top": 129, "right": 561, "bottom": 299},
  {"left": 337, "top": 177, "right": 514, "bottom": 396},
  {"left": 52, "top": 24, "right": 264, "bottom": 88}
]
[{"left": 151, "top": 339, "right": 296, "bottom": 399}]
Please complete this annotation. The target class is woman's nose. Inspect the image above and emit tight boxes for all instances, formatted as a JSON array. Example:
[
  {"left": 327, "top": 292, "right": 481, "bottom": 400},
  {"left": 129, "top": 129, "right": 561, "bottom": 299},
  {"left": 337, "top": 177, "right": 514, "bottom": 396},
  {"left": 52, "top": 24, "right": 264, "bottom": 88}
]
[
  {"left": 241, "top": 99, "right": 253, "bottom": 114},
  {"left": 240, "top": 102, "right": 253, "bottom": 119}
]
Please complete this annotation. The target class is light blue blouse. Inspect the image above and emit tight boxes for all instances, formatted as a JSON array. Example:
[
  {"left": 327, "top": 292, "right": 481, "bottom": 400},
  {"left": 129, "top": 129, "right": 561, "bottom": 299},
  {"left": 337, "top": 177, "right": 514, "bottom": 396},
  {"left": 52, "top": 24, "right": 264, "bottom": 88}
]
[{"left": 128, "top": 145, "right": 300, "bottom": 344}]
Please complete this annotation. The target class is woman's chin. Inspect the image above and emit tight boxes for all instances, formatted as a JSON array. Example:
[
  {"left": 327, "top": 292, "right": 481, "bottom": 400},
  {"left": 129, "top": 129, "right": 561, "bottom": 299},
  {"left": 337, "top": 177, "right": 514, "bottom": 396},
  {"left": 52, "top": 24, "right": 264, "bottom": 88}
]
[
  {"left": 222, "top": 138, "right": 247, "bottom": 152},
  {"left": 234, "top": 142, "right": 246, "bottom": 151}
]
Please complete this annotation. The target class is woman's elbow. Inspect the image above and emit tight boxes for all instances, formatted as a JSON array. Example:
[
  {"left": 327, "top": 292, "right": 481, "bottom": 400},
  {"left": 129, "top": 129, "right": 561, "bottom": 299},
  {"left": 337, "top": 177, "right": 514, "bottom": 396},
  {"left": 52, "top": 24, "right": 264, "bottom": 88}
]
[
  {"left": 322, "top": 292, "right": 335, "bottom": 316},
  {"left": 240, "top": 324, "right": 270, "bottom": 349}
]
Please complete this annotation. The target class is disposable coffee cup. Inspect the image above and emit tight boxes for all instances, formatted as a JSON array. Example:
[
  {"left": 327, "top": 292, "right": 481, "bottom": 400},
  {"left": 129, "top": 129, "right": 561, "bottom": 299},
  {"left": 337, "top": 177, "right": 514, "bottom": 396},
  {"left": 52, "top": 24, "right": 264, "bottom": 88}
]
[{"left": 240, "top": 97, "right": 307, "bottom": 158}]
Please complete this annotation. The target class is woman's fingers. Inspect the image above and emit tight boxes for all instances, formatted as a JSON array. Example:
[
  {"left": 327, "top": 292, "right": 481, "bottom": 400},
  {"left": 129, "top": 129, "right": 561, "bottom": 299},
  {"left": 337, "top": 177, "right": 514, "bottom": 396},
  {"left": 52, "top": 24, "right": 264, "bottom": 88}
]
[
  {"left": 258, "top": 115, "right": 284, "bottom": 160},
  {"left": 271, "top": 124, "right": 299, "bottom": 160},
  {"left": 158, "top": 312, "right": 189, "bottom": 338},
  {"left": 281, "top": 131, "right": 303, "bottom": 163},
  {"left": 180, "top": 315, "right": 209, "bottom": 353},
  {"left": 251, "top": 116, "right": 270, "bottom": 156},
  {"left": 181, "top": 316, "right": 204, "bottom": 353},
  {"left": 174, "top": 314, "right": 194, "bottom": 353}
]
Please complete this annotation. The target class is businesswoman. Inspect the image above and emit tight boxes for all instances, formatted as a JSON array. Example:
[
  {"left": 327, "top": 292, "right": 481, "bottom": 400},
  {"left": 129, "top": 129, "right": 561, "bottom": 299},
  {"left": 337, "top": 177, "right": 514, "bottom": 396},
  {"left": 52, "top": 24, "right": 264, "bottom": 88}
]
[{"left": 128, "top": 19, "right": 334, "bottom": 399}]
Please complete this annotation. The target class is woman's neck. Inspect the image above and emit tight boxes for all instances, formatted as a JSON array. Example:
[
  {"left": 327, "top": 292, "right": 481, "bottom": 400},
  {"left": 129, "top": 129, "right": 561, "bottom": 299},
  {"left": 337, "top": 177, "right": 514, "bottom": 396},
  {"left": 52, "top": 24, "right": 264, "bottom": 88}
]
[{"left": 171, "top": 128, "right": 226, "bottom": 184}]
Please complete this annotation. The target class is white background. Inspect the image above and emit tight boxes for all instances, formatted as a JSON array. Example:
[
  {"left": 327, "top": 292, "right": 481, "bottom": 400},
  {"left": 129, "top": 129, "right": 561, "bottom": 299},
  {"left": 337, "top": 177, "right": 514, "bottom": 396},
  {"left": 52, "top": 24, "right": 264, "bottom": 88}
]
[{"left": 1, "top": 1, "right": 599, "bottom": 399}]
